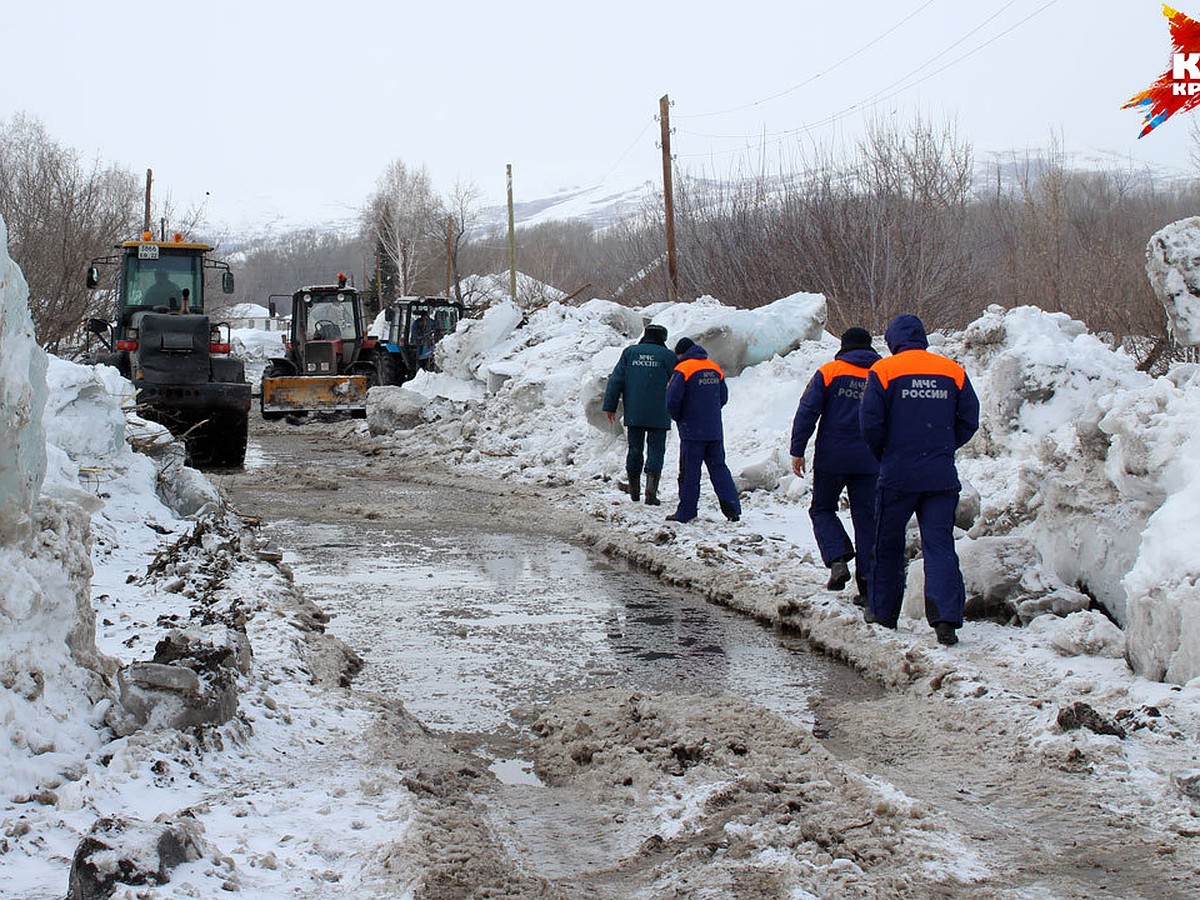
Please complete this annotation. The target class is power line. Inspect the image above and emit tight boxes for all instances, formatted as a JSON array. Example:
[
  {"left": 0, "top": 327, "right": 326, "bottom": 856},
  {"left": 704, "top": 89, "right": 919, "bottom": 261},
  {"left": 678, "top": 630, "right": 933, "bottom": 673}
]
[
  {"left": 675, "top": 0, "right": 1059, "bottom": 160},
  {"left": 597, "top": 117, "right": 657, "bottom": 183},
  {"left": 677, "top": 0, "right": 938, "bottom": 120},
  {"left": 680, "top": 0, "right": 1019, "bottom": 142}
]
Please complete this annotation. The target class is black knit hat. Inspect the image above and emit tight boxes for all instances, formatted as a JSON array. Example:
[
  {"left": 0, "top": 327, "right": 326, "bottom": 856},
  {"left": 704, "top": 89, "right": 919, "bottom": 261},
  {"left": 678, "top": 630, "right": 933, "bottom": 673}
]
[
  {"left": 674, "top": 337, "right": 696, "bottom": 355},
  {"left": 840, "top": 327, "right": 873, "bottom": 352}
]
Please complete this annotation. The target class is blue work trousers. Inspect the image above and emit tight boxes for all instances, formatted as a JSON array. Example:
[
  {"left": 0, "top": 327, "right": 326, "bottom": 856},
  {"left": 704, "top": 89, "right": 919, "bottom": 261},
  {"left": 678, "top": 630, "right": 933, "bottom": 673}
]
[
  {"left": 810, "top": 470, "right": 877, "bottom": 572},
  {"left": 674, "top": 439, "right": 740, "bottom": 522},
  {"left": 625, "top": 426, "right": 668, "bottom": 475},
  {"left": 868, "top": 488, "right": 964, "bottom": 628}
]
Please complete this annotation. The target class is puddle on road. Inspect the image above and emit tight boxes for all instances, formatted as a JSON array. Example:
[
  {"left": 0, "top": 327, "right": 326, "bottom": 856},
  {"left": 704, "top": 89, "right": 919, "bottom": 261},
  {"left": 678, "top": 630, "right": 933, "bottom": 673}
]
[{"left": 267, "top": 517, "right": 875, "bottom": 743}]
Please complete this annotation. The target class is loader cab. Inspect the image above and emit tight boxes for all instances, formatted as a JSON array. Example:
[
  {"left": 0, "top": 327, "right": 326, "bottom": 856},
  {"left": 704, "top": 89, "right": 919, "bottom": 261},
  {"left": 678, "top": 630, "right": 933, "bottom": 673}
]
[
  {"left": 123, "top": 249, "right": 204, "bottom": 315},
  {"left": 82, "top": 233, "right": 248, "bottom": 468},
  {"left": 85, "top": 234, "right": 236, "bottom": 364},
  {"left": 87, "top": 234, "right": 235, "bottom": 330}
]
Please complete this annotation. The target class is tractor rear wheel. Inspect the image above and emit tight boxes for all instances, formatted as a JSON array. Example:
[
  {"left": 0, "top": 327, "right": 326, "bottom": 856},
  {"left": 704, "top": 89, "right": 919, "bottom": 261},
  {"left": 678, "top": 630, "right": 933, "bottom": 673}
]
[{"left": 377, "top": 352, "right": 403, "bottom": 387}]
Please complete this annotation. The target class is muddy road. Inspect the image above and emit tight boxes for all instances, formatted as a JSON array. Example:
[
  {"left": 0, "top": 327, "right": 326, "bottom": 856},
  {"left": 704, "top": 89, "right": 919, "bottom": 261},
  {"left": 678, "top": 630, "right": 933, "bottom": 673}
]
[
  {"left": 215, "top": 421, "right": 1200, "bottom": 898},
  {"left": 227, "top": 436, "right": 873, "bottom": 736}
]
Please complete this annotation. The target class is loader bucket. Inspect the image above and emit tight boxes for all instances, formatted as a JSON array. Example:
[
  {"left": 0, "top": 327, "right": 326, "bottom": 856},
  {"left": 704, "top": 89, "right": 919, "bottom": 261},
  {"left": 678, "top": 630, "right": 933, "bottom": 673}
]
[{"left": 261, "top": 374, "right": 369, "bottom": 414}]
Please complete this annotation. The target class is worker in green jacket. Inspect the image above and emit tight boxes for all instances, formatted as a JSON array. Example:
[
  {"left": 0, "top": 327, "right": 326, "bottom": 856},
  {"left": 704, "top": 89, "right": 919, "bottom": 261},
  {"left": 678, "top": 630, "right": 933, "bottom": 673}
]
[{"left": 603, "top": 324, "right": 677, "bottom": 505}]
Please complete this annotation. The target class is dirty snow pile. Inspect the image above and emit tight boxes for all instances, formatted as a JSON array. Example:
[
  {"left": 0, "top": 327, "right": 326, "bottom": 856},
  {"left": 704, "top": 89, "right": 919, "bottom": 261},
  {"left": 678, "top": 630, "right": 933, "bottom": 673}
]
[
  {"left": 0, "top": 215, "right": 106, "bottom": 804},
  {"left": 230, "top": 325, "right": 285, "bottom": 388},
  {"left": 368, "top": 280, "right": 1200, "bottom": 685},
  {"left": 1, "top": 219, "right": 420, "bottom": 897},
  {"left": 1146, "top": 216, "right": 1200, "bottom": 345},
  {"left": 456, "top": 270, "right": 568, "bottom": 312}
]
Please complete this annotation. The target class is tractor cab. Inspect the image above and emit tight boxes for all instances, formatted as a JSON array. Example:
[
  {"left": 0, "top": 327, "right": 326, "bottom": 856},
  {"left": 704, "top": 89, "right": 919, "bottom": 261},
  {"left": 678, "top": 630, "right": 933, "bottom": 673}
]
[
  {"left": 383, "top": 297, "right": 465, "bottom": 374},
  {"left": 277, "top": 275, "right": 368, "bottom": 376}
]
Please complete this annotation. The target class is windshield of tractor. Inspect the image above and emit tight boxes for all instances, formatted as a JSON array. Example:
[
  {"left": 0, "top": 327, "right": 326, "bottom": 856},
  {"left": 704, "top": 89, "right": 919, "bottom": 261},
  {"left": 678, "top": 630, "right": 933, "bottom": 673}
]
[
  {"left": 404, "top": 303, "right": 459, "bottom": 347},
  {"left": 123, "top": 250, "right": 203, "bottom": 314},
  {"left": 433, "top": 305, "right": 459, "bottom": 337},
  {"left": 303, "top": 294, "right": 360, "bottom": 342}
]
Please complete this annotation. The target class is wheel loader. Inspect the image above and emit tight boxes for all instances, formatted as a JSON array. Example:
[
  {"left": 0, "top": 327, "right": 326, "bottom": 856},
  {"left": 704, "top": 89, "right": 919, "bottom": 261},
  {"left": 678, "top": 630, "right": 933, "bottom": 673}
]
[{"left": 85, "top": 232, "right": 250, "bottom": 468}]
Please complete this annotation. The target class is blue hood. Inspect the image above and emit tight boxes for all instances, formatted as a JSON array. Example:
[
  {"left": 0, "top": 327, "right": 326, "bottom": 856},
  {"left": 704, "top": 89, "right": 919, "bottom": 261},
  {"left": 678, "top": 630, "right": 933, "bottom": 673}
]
[
  {"left": 835, "top": 346, "right": 882, "bottom": 368},
  {"left": 678, "top": 344, "right": 709, "bottom": 362},
  {"left": 885, "top": 314, "right": 929, "bottom": 354}
]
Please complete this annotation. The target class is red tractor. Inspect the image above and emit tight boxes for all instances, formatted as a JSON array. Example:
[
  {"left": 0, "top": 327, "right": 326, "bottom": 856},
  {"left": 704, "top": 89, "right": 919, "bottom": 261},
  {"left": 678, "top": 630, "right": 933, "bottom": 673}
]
[{"left": 260, "top": 274, "right": 396, "bottom": 420}]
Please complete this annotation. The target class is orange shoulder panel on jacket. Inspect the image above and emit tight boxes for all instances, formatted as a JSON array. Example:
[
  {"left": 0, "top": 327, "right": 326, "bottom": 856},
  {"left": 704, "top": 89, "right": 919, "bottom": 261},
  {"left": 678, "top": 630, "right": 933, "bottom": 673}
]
[
  {"left": 871, "top": 350, "right": 965, "bottom": 390},
  {"left": 819, "top": 359, "right": 871, "bottom": 386},
  {"left": 675, "top": 358, "right": 724, "bottom": 380}
]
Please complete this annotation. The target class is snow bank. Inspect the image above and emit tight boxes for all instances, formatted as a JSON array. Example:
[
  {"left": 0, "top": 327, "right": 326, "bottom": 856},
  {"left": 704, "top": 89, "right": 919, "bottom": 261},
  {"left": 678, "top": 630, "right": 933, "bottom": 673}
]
[
  {"left": 650, "top": 291, "right": 826, "bottom": 376},
  {"left": 226, "top": 302, "right": 271, "bottom": 318},
  {"left": 230, "top": 326, "right": 286, "bottom": 388},
  {"left": 0, "top": 216, "right": 109, "bottom": 797},
  {"left": 457, "top": 270, "right": 567, "bottom": 312},
  {"left": 0, "top": 215, "right": 47, "bottom": 543},
  {"left": 1146, "top": 217, "right": 1200, "bottom": 346},
  {"left": 1121, "top": 365, "right": 1200, "bottom": 682},
  {"left": 949, "top": 305, "right": 1155, "bottom": 623}
]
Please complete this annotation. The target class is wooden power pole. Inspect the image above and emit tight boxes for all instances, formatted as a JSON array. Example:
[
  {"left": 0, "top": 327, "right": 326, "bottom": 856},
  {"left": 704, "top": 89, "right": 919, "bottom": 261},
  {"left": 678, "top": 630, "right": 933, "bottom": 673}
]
[
  {"left": 143, "top": 169, "right": 153, "bottom": 235},
  {"left": 659, "top": 95, "right": 678, "bottom": 302},
  {"left": 445, "top": 215, "right": 454, "bottom": 298},
  {"left": 507, "top": 164, "right": 518, "bottom": 303}
]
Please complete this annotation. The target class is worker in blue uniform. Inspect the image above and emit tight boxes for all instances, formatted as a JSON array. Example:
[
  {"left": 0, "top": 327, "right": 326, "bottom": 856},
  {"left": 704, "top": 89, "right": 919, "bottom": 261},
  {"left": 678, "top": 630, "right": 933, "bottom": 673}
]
[
  {"left": 790, "top": 327, "right": 881, "bottom": 602},
  {"left": 859, "top": 314, "right": 980, "bottom": 646},
  {"left": 665, "top": 337, "right": 741, "bottom": 524}
]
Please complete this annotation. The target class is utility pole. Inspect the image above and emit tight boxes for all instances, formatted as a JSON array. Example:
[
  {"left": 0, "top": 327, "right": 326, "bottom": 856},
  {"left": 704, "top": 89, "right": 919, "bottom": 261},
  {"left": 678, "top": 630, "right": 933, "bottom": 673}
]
[
  {"left": 375, "top": 244, "right": 383, "bottom": 313},
  {"left": 143, "top": 169, "right": 153, "bottom": 235},
  {"left": 445, "top": 215, "right": 454, "bottom": 298},
  {"left": 507, "top": 164, "right": 518, "bottom": 303},
  {"left": 659, "top": 94, "right": 678, "bottom": 302}
]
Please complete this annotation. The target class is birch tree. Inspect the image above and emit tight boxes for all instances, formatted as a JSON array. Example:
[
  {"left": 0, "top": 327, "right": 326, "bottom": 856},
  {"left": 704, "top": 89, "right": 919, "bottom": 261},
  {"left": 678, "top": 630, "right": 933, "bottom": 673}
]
[{"left": 363, "top": 160, "right": 445, "bottom": 297}]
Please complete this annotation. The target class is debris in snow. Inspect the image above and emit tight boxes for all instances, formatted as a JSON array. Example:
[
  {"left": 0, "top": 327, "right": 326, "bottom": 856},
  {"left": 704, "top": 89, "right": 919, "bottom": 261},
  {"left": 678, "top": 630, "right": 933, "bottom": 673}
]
[
  {"left": 1055, "top": 701, "right": 1126, "bottom": 738},
  {"left": 67, "top": 815, "right": 207, "bottom": 900}
]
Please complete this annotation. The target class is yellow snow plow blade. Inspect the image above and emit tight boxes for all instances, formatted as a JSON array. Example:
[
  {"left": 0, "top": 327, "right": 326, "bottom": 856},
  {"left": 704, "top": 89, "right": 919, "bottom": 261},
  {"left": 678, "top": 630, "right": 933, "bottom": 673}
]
[{"left": 261, "top": 375, "right": 368, "bottom": 413}]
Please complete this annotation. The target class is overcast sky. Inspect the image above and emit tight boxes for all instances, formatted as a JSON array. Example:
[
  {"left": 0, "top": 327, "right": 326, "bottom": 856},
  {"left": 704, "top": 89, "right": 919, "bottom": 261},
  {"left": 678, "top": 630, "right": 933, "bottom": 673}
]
[{"left": 2, "top": 0, "right": 1194, "bottom": 236}]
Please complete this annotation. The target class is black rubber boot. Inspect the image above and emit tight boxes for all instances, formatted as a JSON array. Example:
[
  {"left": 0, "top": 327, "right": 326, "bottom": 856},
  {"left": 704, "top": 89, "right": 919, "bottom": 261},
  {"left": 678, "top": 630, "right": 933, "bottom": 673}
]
[
  {"left": 644, "top": 472, "right": 661, "bottom": 506},
  {"left": 719, "top": 500, "right": 740, "bottom": 522},
  {"left": 854, "top": 573, "right": 868, "bottom": 607},
  {"left": 935, "top": 623, "right": 959, "bottom": 646},
  {"left": 827, "top": 558, "right": 851, "bottom": 591},
  {"left": 628, "top": 471, "right": 641, "bottom": 502}
]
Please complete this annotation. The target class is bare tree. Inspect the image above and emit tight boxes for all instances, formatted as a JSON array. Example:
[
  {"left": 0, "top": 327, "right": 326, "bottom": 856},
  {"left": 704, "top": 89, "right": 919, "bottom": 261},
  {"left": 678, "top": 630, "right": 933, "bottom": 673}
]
[
  {"left": 446, "top": 178, "right": 483, "bottom": 303},
  {"left": 363, "top": 160, "right": 446, "bottom": 297},
  {"left": 221, "top": 228, "right": 373, "bottom": 315},
  {"left": 646, "top": 116, "right": 978, "bottom": 332},
  {"left": 0, "top": 114, "right": 141, "bottom": 352},
  {"left": 974, "top": 138, "right": 1200, "bottom": 367}
]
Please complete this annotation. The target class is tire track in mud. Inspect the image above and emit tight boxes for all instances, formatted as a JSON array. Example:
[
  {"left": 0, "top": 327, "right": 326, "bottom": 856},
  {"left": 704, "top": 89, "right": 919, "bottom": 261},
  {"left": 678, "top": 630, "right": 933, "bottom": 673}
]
[{"left": 812, "top": 693, "right": 1198, "bottom": 899}]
